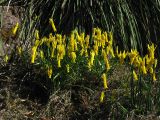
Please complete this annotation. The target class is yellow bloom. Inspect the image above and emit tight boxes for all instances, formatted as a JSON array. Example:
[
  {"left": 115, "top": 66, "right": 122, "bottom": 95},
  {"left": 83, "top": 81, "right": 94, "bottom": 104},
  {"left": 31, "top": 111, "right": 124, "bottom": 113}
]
[
  {"left": 117, "top": 51, "right": 127, "bottom": 64},
  {"left": 35, "top": 29, "right": 40, "bottom": 40},
  {"left": 90, "top": 50, "right": 95, "bottom": 65},
  {"left": 47, "top": 66, "right": 53, "bottom": 78},
  {"left": 57, "top": 59, "right": 61, "bottom": 68},
  {"left": 93, "top": 45, "right": 98, "bottom": 55},
  {"left": 12, "top": 22, "right": 19, "bottom": 36},
  {"left": 66, "top": 64, "right": 70, "bottom": 73},
  {"left": 105, "top": 58, "right": 110, "bottom": 71},
  {"left": 101, "top": 73, "right": 108, "bottom": 89},
  {"left": 128, "top": 49, "right": 139, "bottom": 65},
  {"left": 100, "top": 91, "right": 105, "bottom": 103},
  {"left": 31, "top": 46, "right": 37, "bottom": 63},
  {"left": 149, "top": 67, "right": 153, "bottom": 74},
  {"left": 133, "top": 70, "right": 138, "bottom": 80},
  {"left": 147, "top": 43, "right": 156, "bottom": 59},
  {"left": 4, "top": 55, "right": 9, "bottom": 62},
  {"left": 70, "top": 52, "right": 76, "bottom": 63},
  {"left": 49, "top": 18, "right": 57, "bottom": 32},
  {"left": 35, "top": 40, "right": 40, "bottom": 47},
  {"left": 140, "top": 57, "right": 147, "bottom": 74},
  {"left": 108, "top": 46, "right": 115, "bottom": 58},
  {"left": 153, "top": 72, "right": 157, "bottom": 81},
  {"left": 133, "top": 57, "right": 140, "bottom": 67}
]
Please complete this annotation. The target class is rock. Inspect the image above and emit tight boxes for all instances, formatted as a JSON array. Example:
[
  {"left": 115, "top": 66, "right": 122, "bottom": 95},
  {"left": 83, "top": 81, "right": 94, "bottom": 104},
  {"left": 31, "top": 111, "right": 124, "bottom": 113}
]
[{"left": 0, "top": 6, "right": 22, "bottom": 56}]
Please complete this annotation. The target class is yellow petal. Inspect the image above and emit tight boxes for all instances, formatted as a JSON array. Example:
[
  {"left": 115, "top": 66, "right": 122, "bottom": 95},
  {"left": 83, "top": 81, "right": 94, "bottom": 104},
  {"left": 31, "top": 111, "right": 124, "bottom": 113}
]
[
  {"left": 49, "top": 18, "right": 57, "bottom": 32},
  {"left": 133, "top": 70, "right": 138, "bottom": 80},
  {"left": 100, "top": 91, "right": 105, "bottom": 103}
]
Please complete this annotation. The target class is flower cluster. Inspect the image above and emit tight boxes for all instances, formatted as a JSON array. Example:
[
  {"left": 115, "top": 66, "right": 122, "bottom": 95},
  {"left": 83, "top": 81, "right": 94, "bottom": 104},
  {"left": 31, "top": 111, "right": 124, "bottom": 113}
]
[{"left": 31, "top": 19, "right": 115, "bottom": 81}]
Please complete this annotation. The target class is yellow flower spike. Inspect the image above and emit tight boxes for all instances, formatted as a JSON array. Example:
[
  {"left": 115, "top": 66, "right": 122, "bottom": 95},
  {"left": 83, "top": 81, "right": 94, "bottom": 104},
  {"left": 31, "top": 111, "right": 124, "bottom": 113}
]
[
  {"left": 145, "top": 55, "right": 150, "bottom": 65},
  {"left": 153, "top": 71, "right": 157, "bottom": 81},
  {"left": 12, "top": 22, "right": 19, "bottom": 36},
  {"left": 117, "top": 51, "right": 127, "bottom": 64},
  {"left": 80, "top": 49, "right": 84, "bottom": 56},
  {"left": 4, "top": 55, "right": 9, "bottom": 62},
  {"left": 149, "top": 67, "right": 153, "bottom": 74},
  {"left": 47, "top": 66, "right": 53, "bottom": 79},
  {"left": 122, "top": 50, "right": 127, "bottom": 59},
  {"left": 49, "top": 18, "right": 57, "bottom": 32},
  {"left": 84, "top": 49, "right": 88, "bottom": 57},
  {"left": 35, "top": 29, "right": 40, "bottom": 40},
  {"left": 101, "top": 73, "right": 108, "bottom": 89},
  {"left": 141, "top": 57, "right": 147, "bottom": 75},
  {"left": 31, "top": 46, "right": 37, "bottom": 63},
  {"left": 57, "top": 59, "right": 61, "bottom": 68},
  {"left": 108, "top": 46, "right": 115, "bottom": 58},
  {"left": 104, "top": 32, "right": 108, "bottom": 44},
  {"left": 93, "top": 45, "right": 98, "bottom": 56},
  {"left": 147, "top": 43, "right": 156, "bottom": 59},
  {"left": 66, "top": 64, "right": 70, "bottom": 73},
  {"left": 51, "top": 48, "right": 55, "bottom": 58},
  {"left": 35, "top": 39, "right": 40, "bottom": 47},
  {"left": 90, "top": 50, "right": 95, "bottom": 65},
  {"left": 100, "top": 91, "right": 105, "bottom": 103},
  {"left": 133, "top": 56, "right": 140, "bottom": 67},
  {"left": 71, "top": 52, "right": 76, "bottom": 63},
  {"left": 128, "top": 49, "right": 139, "bottom": 65},
  {"left": 104, "top": 58, "right": 110, "bottom": 71},
  {"left": 133, "top": 70, "right": 138, "bottom": 80},
  {"left": 85, "top": 35, "right": 90, "bottom": 48}
]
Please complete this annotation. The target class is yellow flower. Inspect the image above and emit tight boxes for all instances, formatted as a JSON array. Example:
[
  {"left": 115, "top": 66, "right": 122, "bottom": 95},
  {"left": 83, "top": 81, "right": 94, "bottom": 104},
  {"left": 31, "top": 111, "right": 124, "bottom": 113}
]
[
  {"left": 4, "top": 55, "right": 9, "bottom": 62},
  {"left": 90, "top": 50, "right": 95, "bottom": 65},
  {"left": 12, "top": 22, "right": 19, "bottom": 36},
  {"left": 105, "top": 58, "right": 110, "bottom": 71},
  {"left": 70, "top": 52, "right": 76, "bottom": 63},
  {"left": 47, "top": 66, "right": 53, "bottom": 78},
  {"left": 57, "top": 59, "right": 61, "bottom": 68},
  {"left": 49, "top": 18, "right": 57, "bottom": 32},
  {"left": 147, "top": 43, "right": 156, "bottom": 59},
  {"left": 117, "top": 51, "right": 127, "bottom": 64},
  {"left": 100, "top": 91, "right": 105, "bottom": 103},
  {"left": 133, "top": 70, "right": 138, "bottom": 80},
  {"left": 35, "top": 40, "right": 40, "bottom": 47},
  {"left": 153, "top": 72, "right": 157, "bottom": 81},
  {"left": 133, "top": 57, "right": 140, "bottom": 67},
  {"left": 108, "top": 46, "right": 115, "bottom": 58},
  {"left": 93, "top": 45, "right": 98, "bottom": 55},
  {"left": 66, "top": 64, "right": 70, "bottom": 73},
  {"left": 101, "top": 73, "right": 108, "bottom": 89},
  {"left": 35, "top": 29, "right": 40, "bottom": 40},
  {"left": 128, "top": 49, "right": 139, "bottom": 65},
  {"left": 31, "top": 46, "right": 37, "bottom": 63},
  {"left": 140, "top": 57, "right": 147, "bottom": 74},
  {"left": 149, "top": 67, "right": 153, "bottom": 74}
]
